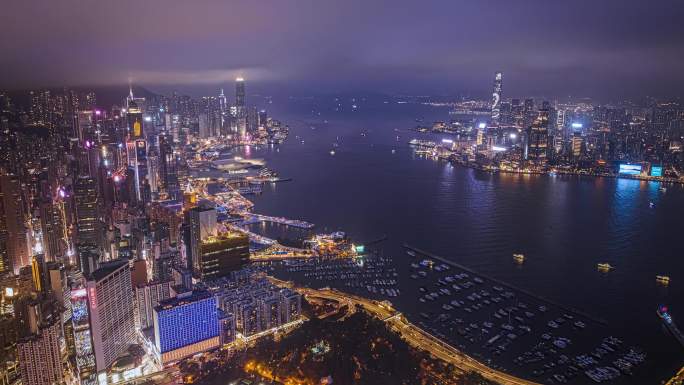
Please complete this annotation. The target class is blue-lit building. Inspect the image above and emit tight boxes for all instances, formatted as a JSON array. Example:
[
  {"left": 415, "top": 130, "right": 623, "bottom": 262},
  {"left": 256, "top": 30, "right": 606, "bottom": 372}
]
[{"left": 153, "top": 290, "right": 221, "bottom": 364}]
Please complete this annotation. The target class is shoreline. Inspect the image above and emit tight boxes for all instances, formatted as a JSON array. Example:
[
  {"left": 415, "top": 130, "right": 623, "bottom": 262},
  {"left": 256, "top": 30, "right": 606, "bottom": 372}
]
[{"left": 445, "top": 157, "right": 684, "bottom": 185}]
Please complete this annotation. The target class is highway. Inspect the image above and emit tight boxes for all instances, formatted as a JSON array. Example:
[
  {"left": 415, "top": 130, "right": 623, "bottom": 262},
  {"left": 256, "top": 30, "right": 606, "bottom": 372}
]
[
  {"left": 268, "top": 277, "right": 540, "bottom": 385},
  {"left": 666, "top": 365, "right": 684, "bottom": 385}
]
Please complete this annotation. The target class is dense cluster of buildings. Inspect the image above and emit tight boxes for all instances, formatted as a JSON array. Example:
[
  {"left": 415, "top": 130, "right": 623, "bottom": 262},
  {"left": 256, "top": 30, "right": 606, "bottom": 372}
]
[
  {"left": 154, "top": 274, "right": 301, "bottom": 365},
  {"left": 422, "top": 73, "right": 684, "bottom": 179},
  {"left": 0, "top": 79, "right": 298, "bottom": 385}
]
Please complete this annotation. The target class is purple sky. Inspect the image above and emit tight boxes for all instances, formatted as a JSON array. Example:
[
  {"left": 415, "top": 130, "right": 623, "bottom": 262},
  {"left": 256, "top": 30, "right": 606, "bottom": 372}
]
[{"left": 2, "top": 0, "right": 683, "bottom": 99}]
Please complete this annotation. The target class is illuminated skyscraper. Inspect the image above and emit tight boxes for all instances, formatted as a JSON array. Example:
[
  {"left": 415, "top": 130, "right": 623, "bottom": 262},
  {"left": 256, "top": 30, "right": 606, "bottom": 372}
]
[
  {"left": 153, "top": 290, "right": 221, "bottom": 364},
  {"left": 523, "top": 98, "right": 535, "bottom": 129},
  {"left": 218, "top": 88, "right": 227, "bottom": 113},
  {"left": 87, "top": 259, "right": 136, "bottom": 372},
  {"left": 525, "top": 108, "right": 550, "bottom": 165},
  {"left": 74, "top": 176, "right": 100, "bottom": 248},
  {"left": 235, "top": 78, "right": 245, "bottom": 108},
  {"left": 184, "top": 206, "right": 217, "bottom": 274},
  {"left": 159, "top": 136, "right": 179, "bottom": 199},
  {"left": 572, "top": 133, "right": 584, "bottom": 158},
  {"left": 491, "top": 72, "right": 503, "bottom": 125},
  {"left": 126, "top": 95, "right": 148, "bottom": 202}
]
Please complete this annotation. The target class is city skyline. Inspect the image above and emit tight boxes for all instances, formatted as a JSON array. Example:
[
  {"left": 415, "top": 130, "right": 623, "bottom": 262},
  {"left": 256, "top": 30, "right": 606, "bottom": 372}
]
[
  {"left": 2, "top": 3, "right": 684, "bottom": 385},
  {"left": 1, "top": 1, "right": 684, "bottom": 99}
]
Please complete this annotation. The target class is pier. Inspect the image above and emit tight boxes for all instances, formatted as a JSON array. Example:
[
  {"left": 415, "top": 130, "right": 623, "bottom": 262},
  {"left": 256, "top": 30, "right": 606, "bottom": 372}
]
[
  {"left": 239, "top": 213, "right": 315, "bottom": 229},
  {"left": 403, "top": 244, "right": 608, "bottom": 326}
]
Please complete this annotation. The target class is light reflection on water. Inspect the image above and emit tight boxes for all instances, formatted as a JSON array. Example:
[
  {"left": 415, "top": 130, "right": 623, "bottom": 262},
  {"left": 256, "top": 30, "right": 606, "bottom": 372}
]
[{"left": 236, "top": 96, "right": 684, "bottom": 382}]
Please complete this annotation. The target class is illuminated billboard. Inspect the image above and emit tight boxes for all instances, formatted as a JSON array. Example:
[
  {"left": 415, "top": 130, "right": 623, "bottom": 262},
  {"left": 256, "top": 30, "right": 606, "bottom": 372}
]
[
  {"left": 651, "top": 166, "right": 663, "bottom": 177},
  {"left": 618, "top": 164, "right": 642, "bottom": 175}
]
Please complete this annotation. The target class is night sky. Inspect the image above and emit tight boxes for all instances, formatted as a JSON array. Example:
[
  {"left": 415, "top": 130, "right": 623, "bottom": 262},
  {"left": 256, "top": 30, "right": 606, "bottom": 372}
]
[{"left": 1, "top": 0, "right": 684, "bottom": 99}]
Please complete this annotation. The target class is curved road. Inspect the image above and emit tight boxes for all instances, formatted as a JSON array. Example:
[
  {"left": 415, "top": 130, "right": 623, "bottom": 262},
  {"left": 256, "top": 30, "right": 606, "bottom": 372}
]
[{"left": 268, "top": 277, "right": 540, "bottom": 385}]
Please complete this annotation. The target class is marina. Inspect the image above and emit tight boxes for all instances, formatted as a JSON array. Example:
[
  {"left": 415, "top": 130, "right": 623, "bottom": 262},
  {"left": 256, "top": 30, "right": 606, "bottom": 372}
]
[
  {"left": 401, "top": 246, "right": 645, "bottom": 384},
  {"left": 404, "top": 244, "right": 608, "bottom": 326},
  {"left": 264, "top": 243, "right": 648, "bottom": 384}
]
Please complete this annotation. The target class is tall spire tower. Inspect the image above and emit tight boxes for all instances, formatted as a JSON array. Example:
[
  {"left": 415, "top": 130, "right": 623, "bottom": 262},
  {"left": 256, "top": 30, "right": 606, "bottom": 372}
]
[
  {"left": 491, "top": 72, "right": 503, "bottom": 126},
  {"left": 218, "top": 88, "right": 227, "bottom": 112}
]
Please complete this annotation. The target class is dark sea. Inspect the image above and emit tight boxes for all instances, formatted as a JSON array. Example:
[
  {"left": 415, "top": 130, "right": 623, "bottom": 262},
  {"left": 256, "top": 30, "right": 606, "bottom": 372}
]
[{"left": 235, "top": 95, "right": 683, "bottom": 384}]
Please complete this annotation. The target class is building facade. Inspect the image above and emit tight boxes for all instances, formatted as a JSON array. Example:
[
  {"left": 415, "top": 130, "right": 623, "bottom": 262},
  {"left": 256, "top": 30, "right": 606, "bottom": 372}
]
[
  {"left": 153, "top": 290, "right": 220, "bottom": 364},
  {"left": 87, "top": 260, "right": 136, "bottom": 372}
]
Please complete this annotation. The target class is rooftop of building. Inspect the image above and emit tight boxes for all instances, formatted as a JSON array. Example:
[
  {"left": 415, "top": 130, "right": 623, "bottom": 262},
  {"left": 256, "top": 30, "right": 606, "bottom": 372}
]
[
  {"left": 202, "top": 231, "right": 248, "bottom": 244},
  {"left": 89, "top": 259, "right": 128, "bottom": 281},
  {"left": 155, "top": 289, "right": 213, "bottom": 312}
]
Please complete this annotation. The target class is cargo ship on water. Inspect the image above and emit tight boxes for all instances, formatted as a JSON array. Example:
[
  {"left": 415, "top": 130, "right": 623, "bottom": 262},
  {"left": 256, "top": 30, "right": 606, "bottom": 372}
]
[{"left": 657, "top": 306, "right": 684, "bottom": 348}]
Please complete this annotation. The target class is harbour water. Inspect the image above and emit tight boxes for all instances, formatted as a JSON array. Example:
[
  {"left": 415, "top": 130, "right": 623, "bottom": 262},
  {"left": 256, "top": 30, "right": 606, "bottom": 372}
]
[{"left": 236, "top": 96, "right": 684, "bottom": 383}]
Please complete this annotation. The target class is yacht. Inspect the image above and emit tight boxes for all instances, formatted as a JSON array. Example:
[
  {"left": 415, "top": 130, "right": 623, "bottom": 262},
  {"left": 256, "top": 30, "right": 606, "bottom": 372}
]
[
  {"left": 597, "top": 263, "right": 613, "bottom": 272},
  {"left": 656, "top": 275, "right": 671, "bottom": 285}
]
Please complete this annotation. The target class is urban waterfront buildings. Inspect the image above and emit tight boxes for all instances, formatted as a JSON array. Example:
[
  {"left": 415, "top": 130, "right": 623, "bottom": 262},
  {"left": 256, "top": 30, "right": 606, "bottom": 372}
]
[
  {"left": 0, "top": 71, "right": 681, "bottom": 385},
  {"left": 0, "top": 77, "right": 289, "bottom": 382},
  {"left": 212, "top": 275, "right": 302, "bottom": 338}
]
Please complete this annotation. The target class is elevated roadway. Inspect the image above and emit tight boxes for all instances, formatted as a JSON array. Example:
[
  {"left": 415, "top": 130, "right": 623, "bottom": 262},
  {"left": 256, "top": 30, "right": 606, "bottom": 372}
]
[{"left": 268, "top": 277, "right": 540, "bottom": 385}]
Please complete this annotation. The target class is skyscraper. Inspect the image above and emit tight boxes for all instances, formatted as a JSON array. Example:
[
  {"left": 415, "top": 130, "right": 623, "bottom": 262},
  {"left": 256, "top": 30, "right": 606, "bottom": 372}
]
[
  {"left": 523, "top": 98, "right": 535, "bottom": 129},
  {"left": 127, "top": 100, "right": 144, "bottom": 140},
  {"left": 39, "top": 197, "right": 65, "bottom": 262},
  {"left": 525, "top": 108, "right": 550, "bottom": 165},
  {"left": 87, "top": 260, "right": 136, "bottom": 372},
  {"left": 235, "top": 78, "right": 247, "bottom": 136},
  {"left": 126, "top": 99, "right": 148, "bottom": 202},
  {"left": 196, "top": 232, "right": 250, "bottom": 280},
  {"left": 184, "top": 206, "right": 217, "bottom": 274},
  {"left": 235, "top": 78, "right": 245, "bottom": 109},
  {"left": 74, "top": 176, "right": 100, "bottom": 248},
  {"left": 198, "top": 113, "right": 213, "bottom": 139},
  {"left": 0, "top": 175, "right": 30, "bottom": 274},
  {"left": 158, "top": 136, "right": 179, "bottom": 200},
  {"left": 491, "top": 72, "right": 503, "bottom": 126},
  {"left": 218, "top": 89, "right": 227, "bottom": 113}
]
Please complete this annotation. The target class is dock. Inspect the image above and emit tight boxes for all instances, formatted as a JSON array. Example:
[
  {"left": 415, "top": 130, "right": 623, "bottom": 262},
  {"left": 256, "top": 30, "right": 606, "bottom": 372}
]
[{"left": 403, "top": 244, "right": 608, "bottom": 326}]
